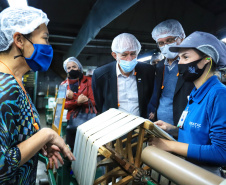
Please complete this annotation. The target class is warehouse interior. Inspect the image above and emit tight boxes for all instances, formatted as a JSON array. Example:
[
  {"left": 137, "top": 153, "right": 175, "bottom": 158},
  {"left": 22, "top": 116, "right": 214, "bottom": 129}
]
[{"left": 1, "top": 0, "right": 226, "bottom": 184}]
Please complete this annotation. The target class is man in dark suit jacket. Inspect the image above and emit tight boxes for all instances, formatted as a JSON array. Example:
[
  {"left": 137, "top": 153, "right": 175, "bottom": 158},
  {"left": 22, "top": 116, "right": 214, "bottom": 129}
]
[
  {"left": 148, "top": 59, "right": 194, "bottom": 125},
  {"left": 92, "top": 33, "right": 155, "bottom": 118},
  {"left": 147, "top": 19, "right": 194, "bottom": 126}
]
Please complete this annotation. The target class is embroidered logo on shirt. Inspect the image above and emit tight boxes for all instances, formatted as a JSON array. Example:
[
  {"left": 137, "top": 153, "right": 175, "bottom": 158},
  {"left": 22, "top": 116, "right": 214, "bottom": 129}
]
[{"left": 189, "top": 121, "right": 201, "bottom": 128}]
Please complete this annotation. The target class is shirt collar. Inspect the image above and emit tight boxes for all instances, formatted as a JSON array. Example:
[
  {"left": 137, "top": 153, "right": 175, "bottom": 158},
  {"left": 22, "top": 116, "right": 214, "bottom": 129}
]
[
  {"left": 164, "top": 58, "right": 179, "bottom": 71},
  {"left": 116, "top": 61, "right": 136, "bottom": 77},
  {"left": 189, "top": 75, "right": 219, "bottom": 104},
  {"left": 164, "top": 58, "right": 178, "bottom": 66}
]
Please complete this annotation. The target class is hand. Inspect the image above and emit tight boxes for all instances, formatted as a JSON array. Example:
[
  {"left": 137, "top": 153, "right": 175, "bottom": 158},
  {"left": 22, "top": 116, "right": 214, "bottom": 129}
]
[
  {"left": 66, "top": 89, "right": 74, "bottom": 99},
  {"left": 154, "top": 120, "right": 176, "bottom": 132},
  {"left": 154, "top": 120, "right": 178, "bottom": 137},
  {"left": 46, "top": 145, "right": 65, "bottom": 169},
  {"left": 41, "top": 145, "right": 63, "bottom": 169},
  {"left": 148, "top": 137, "right": 173, "bottom": 152},
  {"left": 148, "top": 136, "right": 188, "bottom": 157},
  {"left": 149, "top": 112, "right": 155, "bottom": 120},
  {"left": 46, "top": 130, "right": 75, "bottom": 167},
  {"left": 77, "top": 94, "right": 88, "bottom": 104},
  {"left": 41, "top": 145, "right": 48, "bottom": 156}
]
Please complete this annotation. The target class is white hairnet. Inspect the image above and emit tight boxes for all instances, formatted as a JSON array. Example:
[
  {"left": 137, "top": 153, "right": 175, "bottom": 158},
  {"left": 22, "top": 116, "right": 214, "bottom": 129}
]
[
  {"left": 111, "top": 33, "right": 141, "bottom": 54},
  {"left": 152, "top": 19, "right": 185, "bottom": 41},
  {"left": 63, "top": 57, "right": 83, "bottom": 73},
  {"left": 0, "top": 6, "right": 49, "bottom": 52}
]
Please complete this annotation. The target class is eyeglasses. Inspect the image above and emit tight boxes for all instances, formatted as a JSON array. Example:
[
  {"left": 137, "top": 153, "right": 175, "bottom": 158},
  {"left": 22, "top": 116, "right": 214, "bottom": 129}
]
[{"left": 157, "top": 37, "right": 179, "bottom": 47}]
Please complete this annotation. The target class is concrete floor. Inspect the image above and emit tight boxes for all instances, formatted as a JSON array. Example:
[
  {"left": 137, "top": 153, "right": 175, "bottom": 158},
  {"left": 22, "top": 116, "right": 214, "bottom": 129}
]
[{"left": 36, "top": 108, "right": 52, "bottom": 185}]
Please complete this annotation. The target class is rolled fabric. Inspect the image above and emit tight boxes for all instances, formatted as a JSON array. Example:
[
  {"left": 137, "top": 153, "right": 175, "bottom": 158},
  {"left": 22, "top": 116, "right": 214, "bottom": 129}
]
[{"left": 141, "top": 146, "right": 225, "bottom": 185}]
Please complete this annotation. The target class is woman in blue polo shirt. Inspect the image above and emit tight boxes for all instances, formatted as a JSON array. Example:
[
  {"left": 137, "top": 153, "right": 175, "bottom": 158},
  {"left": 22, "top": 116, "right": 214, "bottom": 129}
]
[{"left": 148, "top": 31, "right": 226, "bottom": 176}]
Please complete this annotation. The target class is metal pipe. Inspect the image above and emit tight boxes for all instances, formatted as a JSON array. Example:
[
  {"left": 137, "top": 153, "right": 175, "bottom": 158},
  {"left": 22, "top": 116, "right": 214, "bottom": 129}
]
[
  {"left": 50, "top": 42, "right": 111, "bottom": 48},
  {"left": 141, "top": 146, "right": 225, "bottom": 185},
  {"left": 49, "top": 34, "right": 156, "bottom": 46}
]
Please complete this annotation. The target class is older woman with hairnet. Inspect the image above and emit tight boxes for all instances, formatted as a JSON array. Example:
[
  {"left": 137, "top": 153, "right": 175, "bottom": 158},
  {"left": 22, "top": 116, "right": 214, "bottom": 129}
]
[
  {"left": 92, "top": 33, "right": 155, "bottom": 118},
  {"left": 0, "top": 6, "right": 75, "bottom": 184},
  {"left": 149, "top": 31, "right": 226, "bottom": 176},
  {"left": 61, "top": 57, "right": 96, "bottom": 151}
]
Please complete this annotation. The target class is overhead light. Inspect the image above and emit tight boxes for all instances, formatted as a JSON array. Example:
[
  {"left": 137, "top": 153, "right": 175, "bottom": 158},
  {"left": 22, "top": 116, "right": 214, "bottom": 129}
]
[
  {"left": 137, "top": 56, "right": 152, "bottom": 62},
  {"left": 7, "top": 0, "right": 28, "bottom": 7},
  {"left": 221, "top": 38, "right": 226, "bottom": 43}
]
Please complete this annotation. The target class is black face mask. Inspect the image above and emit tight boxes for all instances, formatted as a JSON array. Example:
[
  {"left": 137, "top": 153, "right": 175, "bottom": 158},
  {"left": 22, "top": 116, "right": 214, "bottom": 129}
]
[
  {"left": 68, "top": 70, "right": 83, "bottom": 79},
  {"left": 178, "top": 58, "right": 207, "bottom": 82}
]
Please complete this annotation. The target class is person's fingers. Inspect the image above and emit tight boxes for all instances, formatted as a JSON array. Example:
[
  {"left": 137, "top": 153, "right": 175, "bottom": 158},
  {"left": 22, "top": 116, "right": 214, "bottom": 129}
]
[
  {"left": 48, "top": 134, "right": 75, "bottom": 161},
  {"left": 51, "top": 144, "right": 61, "bottom": 152},
  {"left": 67, "top": 89, "right": 73, "bottom": 94},
  {"left": 148, "top": 134, "right": 156, "bottom": 146},
  {"left": 80, "top": 94, "right": 88, "bottom": 100},
  {"left": 49, "top": 157, "right": 53, "bottom": 169},
  {"left": 154, "top": 120, "right": 163, "bottom": 126},
  {"left": 153, "top": 121, "right": 158, "bottom": 125},
  {"left": 52, "top": 155, "right": 59, "bottom": 169},
  {"left": 66, "top": 92, "right": 70, "bottom": 98},
  {"left": 62, "top": 145, "right": 76, "bottom": 161},
  {"left": 82, "top": 95, "right": 87, "bottom": 99},
  {"left": 41, "top": 147, "right": 47, "bottom": 156},
  {"left": 68, "top": 150, "right": 76, "bottom": 161},
  {"left": 54, "top": 151, "right": 64, "bottom": 165}
]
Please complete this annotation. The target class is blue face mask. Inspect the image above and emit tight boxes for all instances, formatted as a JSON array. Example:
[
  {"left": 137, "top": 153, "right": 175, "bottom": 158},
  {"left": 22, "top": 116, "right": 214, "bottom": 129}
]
[
  {"left": 16, "top": 34, "right": 53, "bottom": 72},
  {"left": 119, "top": 58, "right": 138, "bottom": 73},
  {"left": 25, "top": 44, "right": 53, "bottom": 72}
]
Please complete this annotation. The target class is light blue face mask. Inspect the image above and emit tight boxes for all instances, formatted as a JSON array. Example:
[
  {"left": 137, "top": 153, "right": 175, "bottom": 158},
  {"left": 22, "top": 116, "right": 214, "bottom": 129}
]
[
  {"left": 119, "top": 58, "right": 138, "bottom": 73},
  {"left": 159, "top": 42, "right": 178, "bottom": 59}
]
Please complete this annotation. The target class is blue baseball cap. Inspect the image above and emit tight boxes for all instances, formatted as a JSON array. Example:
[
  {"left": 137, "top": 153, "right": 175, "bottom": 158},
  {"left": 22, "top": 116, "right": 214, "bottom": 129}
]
[{"left": 169, "top": 31, "right": 226, "bottom": 69}]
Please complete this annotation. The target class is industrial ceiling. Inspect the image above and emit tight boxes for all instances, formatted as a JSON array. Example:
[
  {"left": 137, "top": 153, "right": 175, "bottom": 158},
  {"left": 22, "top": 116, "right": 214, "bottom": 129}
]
[{"left": 1, "top": 0, "right": 226, "bottom": 79}]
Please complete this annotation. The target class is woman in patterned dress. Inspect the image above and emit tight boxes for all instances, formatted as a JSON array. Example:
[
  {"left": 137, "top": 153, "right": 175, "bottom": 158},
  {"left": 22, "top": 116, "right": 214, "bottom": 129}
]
[{"left": 0, "top": 6, "right": 75, "bottom": 184}]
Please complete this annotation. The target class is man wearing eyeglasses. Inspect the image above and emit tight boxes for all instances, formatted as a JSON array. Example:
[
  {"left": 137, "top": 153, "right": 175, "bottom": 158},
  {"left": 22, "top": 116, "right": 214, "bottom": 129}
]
[{"left": 147, "top": 19, "right": 194, "bottom": 128}]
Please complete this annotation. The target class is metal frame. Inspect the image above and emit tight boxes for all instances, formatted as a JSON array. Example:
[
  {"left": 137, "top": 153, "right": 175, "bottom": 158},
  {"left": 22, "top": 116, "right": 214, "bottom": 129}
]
[{"left": 52, "top": 98, "right": 66, "bottom": 135}]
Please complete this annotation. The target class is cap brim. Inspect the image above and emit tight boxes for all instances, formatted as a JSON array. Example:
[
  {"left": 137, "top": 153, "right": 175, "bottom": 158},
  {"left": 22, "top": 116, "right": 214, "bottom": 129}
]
[{"left": 169, "top": 45, "right": 196, "bottom": 52}]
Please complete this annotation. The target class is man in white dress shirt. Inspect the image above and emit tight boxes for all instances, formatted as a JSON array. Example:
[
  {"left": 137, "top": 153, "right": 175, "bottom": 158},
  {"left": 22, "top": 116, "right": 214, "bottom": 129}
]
[{"left": 92, "top": 33, "right": 155, "bottom": 118}]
